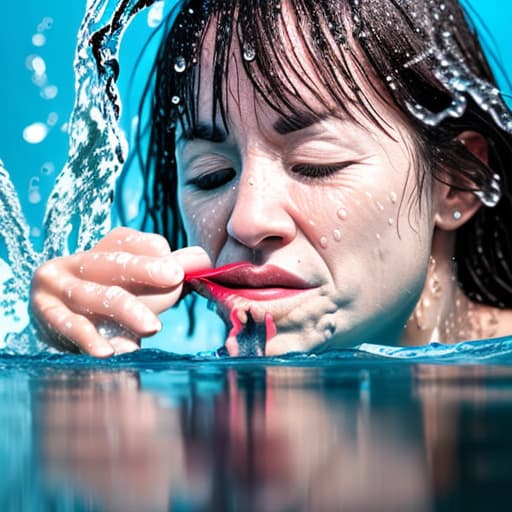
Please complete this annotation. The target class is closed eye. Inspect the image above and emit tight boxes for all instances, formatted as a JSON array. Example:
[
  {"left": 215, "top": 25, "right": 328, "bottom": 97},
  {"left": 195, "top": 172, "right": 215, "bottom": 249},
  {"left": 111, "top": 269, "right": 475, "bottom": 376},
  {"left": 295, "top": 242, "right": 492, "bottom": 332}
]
[
  {"left": 187, "top": 168, "right": 236, "bottom": 191},
  {"left": 290, "top": 162, "right": 353, "bottom": 179}
]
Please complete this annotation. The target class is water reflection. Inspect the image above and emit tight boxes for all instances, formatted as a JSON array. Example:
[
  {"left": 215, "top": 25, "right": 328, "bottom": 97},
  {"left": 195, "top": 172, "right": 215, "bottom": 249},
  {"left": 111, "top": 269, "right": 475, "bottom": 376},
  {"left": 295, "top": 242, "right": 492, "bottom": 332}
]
[{"left": 3, "top": 359, "right": 512, "bottom": 510}]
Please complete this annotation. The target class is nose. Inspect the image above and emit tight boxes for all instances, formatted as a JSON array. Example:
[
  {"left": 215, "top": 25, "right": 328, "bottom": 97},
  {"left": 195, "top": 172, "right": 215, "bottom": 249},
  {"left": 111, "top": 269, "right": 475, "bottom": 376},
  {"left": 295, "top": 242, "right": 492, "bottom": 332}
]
[{"left": 226, "top": 161, "right": 296, "bottom": 250}]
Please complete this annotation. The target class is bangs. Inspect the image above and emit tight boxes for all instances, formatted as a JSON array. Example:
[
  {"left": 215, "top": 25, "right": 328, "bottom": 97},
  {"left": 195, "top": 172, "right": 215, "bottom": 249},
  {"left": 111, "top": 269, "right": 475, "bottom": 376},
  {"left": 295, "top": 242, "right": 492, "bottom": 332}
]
[{"left": 158, "top": 0, "right": 400, "bottom": 138}]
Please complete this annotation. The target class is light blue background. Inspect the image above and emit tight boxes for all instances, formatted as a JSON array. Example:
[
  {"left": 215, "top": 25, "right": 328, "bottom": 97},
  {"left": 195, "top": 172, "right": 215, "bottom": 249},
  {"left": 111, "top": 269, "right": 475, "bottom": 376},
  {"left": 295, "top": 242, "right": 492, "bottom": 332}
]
[{"left": 0, "top": 0, "right": 510, "bottom": 350}]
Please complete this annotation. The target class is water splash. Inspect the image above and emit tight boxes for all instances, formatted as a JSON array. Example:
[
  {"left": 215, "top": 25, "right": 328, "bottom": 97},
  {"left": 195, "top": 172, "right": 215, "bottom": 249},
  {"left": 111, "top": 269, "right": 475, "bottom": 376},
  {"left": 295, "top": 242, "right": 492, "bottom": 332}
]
[
  {"left": 403, "top": 6, "right": 512, "bottom": 137},
  {"left": 358, "top": 336, "right": 512, "bottom": 363},
  {"left": 0, "top": 0, "right": 157, "bottom": 351}
]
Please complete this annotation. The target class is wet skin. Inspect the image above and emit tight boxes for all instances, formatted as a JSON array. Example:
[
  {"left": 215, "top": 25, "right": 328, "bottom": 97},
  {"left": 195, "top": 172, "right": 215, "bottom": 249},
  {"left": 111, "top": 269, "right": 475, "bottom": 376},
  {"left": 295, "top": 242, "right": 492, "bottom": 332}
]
[{"left": 175, "top": 50, "right": 442, "bottom": 355}]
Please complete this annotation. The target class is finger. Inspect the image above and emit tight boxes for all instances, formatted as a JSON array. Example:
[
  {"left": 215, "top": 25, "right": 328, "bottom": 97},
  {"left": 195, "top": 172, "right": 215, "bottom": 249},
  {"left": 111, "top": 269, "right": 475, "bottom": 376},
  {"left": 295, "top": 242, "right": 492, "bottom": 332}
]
[
  {"left": 138, "top": 288, "right": 185, "bottom": 315},
  {"left": 33, "top": 297, "right": 115, "bottom": 358},
  {"left": 92, "top": 227, "right": 171, "bottom": 257},
  {"left": 173, "top": 246, "right": 213, "bottom": 274},
  {"left": 109, "top": 336, "right": 140, "bottom": 355},
  {"left": 74, "top": 245, "right": 211, "bottom": 291},
  {"left": 73, "top": 252, "right": 185, "bottom": 290},
  {"left": 64, "top": 283, "right": 162, "bottom": 337},
  {"left": 136, "top": 247, "right": 213, "bottom": 313}
]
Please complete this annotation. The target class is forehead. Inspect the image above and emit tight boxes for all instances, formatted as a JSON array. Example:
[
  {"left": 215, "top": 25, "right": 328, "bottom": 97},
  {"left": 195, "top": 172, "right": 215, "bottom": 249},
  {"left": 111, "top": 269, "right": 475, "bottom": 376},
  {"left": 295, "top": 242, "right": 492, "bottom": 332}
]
[{"left": 168, "top": 0, "right": 411, "bottom": 143}]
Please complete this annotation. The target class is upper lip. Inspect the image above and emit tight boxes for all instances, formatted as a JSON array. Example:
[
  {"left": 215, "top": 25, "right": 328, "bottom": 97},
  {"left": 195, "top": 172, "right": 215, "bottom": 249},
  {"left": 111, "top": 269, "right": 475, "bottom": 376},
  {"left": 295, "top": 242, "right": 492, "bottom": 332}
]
[{"left": 185, "top": 263, "right": 312, "bottom": 289}]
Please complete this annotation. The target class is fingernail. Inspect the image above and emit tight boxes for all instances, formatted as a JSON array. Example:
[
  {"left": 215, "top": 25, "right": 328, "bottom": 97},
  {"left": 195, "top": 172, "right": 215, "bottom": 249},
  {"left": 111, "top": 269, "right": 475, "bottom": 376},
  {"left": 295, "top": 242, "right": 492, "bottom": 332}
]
[
  {"left": 147, "top": 258, "right": 184, "bottom": 284},
  {"left": 110, "top": 338, "right": 140, "bottom": 355},
  {"left": 142, "top": 308, "right": 161, "bottom": 332},
  {"left": 94, "top": 344, "right": 115, "bottom": 358}
]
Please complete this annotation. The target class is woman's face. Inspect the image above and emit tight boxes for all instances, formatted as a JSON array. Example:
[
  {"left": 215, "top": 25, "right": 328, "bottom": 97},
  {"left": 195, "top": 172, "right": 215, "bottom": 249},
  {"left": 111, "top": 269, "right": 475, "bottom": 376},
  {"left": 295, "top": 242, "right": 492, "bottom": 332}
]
[{"left": 175, "top": 28, "right": 441, "bottom": 355}]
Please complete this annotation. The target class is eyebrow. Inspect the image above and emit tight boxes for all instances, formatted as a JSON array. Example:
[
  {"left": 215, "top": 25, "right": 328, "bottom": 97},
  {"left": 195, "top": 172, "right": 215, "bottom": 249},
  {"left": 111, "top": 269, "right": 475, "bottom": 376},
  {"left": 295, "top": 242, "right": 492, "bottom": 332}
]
[
  {"left": 272, "top": 110, "right": 331, "bottom": 135},
  {"left": 179, "top": 110, "right": 333, "bottom": 143},
  {"left": 179, "top": 123, "right": 228, "bottom": 143}
]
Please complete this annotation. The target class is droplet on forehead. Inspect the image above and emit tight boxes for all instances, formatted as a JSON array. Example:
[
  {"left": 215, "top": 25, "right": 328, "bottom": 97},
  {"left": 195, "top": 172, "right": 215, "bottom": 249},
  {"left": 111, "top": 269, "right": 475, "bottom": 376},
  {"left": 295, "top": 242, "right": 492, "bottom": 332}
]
[
  {"left": 333, "top": 229, "right": 342, "bottom": 241},
  {"left": 242, "top": 44, "right": 256, "bottom": 62},
  {"left": 174, "top": 56, "right": 186, "bottom": 73},
  {"left": 337, "top": 208, "right": 348, "bottom": 220}
]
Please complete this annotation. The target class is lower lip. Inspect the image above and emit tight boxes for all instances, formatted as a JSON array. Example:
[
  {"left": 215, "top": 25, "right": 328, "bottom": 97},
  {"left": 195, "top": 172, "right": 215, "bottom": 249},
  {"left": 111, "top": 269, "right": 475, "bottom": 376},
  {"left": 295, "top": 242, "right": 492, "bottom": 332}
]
[{"left": 198, "top": 280, "right": 310, "bottom": 302}]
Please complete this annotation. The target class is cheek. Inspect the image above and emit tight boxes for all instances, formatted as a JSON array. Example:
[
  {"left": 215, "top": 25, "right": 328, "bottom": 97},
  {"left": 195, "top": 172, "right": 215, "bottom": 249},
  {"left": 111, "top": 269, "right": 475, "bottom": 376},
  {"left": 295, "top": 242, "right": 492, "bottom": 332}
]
[
  {"left": 292, "top": 179, "right": 400, "bottom": 254},
  {"left": 179, "top": 191, "right": 232, "bottom": 253}
]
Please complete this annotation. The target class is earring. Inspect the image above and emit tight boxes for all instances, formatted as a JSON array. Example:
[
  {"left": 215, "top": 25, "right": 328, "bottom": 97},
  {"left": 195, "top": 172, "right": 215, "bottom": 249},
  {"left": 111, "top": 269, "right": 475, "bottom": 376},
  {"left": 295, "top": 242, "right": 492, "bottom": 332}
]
[{"left": 453, "top": 210, "right": 462, "bottom": 220}]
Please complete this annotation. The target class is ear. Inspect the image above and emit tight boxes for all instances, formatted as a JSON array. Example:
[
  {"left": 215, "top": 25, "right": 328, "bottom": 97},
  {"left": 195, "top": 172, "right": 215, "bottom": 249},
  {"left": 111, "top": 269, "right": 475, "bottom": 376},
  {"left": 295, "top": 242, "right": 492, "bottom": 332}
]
[{"left": 434, "top": 130, "right": 488, "bottom": 231}]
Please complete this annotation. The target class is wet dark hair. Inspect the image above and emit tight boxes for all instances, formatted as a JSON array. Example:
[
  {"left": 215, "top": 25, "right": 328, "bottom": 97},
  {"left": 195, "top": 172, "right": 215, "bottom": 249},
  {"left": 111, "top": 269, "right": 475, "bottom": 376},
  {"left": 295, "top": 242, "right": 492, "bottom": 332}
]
[{"left": 130, "top": 0, "right": 512, "bottom": 317}]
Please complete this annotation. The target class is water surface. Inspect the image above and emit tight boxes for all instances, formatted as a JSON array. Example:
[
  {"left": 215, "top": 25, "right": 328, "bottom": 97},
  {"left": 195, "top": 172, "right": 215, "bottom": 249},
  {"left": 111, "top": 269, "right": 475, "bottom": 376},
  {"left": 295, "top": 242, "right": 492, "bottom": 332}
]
[{"left": 2, "top": 349, "right": 512, "bottom": 511}]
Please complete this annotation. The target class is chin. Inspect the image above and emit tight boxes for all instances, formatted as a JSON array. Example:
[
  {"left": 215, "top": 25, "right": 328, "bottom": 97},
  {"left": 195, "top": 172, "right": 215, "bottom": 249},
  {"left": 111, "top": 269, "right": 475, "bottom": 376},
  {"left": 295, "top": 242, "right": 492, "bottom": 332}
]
[{"left": 263, "top": 330, "right": 328, "bottom": 357}]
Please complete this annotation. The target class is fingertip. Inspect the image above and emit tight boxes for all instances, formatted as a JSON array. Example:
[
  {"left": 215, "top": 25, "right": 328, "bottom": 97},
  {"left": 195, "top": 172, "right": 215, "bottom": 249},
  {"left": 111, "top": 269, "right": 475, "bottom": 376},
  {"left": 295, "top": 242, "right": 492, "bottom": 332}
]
[
  {"left": 110, "top": 337, "right": 140, "bottom": 355},
  {"left": 174, "top": 246, "right": 213, "bottom": 274},
  {"left": 88, "top": 342, "right": 116, "bottom": 359}
]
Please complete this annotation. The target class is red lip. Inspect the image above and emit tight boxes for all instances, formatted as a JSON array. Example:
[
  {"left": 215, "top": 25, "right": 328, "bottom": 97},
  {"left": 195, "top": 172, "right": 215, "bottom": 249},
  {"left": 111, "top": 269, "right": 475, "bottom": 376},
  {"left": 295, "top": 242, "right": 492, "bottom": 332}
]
[{"left": 185, "top": 262, "right": 313, "bottom": 301}]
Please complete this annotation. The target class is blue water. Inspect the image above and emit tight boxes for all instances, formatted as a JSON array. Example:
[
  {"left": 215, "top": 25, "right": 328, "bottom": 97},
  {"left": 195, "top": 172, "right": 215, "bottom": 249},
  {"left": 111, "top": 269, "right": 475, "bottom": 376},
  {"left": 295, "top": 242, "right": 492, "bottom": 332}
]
[{"left": 2, "top": 345, "right": 512, "bottom": 511}]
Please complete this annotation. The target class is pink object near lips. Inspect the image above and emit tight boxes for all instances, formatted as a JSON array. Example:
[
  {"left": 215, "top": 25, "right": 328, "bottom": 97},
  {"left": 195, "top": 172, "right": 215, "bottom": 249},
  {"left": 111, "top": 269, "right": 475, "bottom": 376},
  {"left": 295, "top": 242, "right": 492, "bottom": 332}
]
[{"left": 184, "top": 262, "right": 310, "bottom": 349}]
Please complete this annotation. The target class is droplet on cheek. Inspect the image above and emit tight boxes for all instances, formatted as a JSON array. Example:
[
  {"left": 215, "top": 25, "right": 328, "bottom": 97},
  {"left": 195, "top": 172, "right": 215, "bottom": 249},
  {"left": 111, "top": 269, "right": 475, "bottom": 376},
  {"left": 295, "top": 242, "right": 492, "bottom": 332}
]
[
  {"left": 319, "top": 236, "right": 328, "bottom": 249},
  {"left": 376, "top": 200, "right": 385, "bottom": 211},
  {"left": 388, "top": 217, "right": 394, "bottom": 226},
  {"left": 389, "top": 191, "right": 398, "bottom": 204},
  {"left": 333, "top": 229, "right": 342, "bottom": 242},
  {"left": 337, "top": 208, "right": 348, "bottom": 221}
]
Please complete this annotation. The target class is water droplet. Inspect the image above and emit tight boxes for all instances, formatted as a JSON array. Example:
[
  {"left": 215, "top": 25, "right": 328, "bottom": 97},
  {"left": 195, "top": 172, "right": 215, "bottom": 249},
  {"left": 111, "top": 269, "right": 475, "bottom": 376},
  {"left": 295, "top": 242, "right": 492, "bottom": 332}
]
[
  {"left": 171, "top": 95, "right": 180, "bottom": 105},
  {"left": 47, "top": 112, "right": 58, "bottom": 126},
  {"left": 33, "top": 56, "right": 46, "bottom": 76},
  {"left": 389, "top": 191, "right": 397, "bottom": 204},
  {"left": 41, "top": 85, "right": 58, "bottom": 100},
  {"left": 28, "top": 189, "right": 41, "bottom": 204},
  {"left": 174, "top": 56, "right": 186, "bottom": 73},
  {"left": 333, "top": 229, "right": 342, "bottom": 241},
  {"left": 40, "top": 161, "right": 55, "bottom": 175},
  {"left": 387, "top": 217, "right": 394, "bottom": 226},
  {"left": 474, "top": 174, "right": 502, "bottom": 207},
  {"left": 337, "top": 208, "right": 347, "bottom": 220},
  {"left": 147, "top": 1, "right": 164, "bottom": 27},
  {"left": 32, "top": 33, "right": 46, "bottom": 47},
  {"left": 23, "top": 122, "right": 48, "bottom": 144},
  {"left": 37, "top": 17, "right": 53, "bottom": 32},
  {"left": 319, "top": 236, "right": 328, "bottom": 249},
  {"left": 243, "top": 44, "right": 256, "bottom": 62}
]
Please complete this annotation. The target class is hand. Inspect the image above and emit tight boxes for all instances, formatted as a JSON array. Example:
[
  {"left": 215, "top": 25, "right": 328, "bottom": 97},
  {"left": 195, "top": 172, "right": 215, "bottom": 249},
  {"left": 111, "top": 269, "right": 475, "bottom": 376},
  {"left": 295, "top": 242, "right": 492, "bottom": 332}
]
[{"left": 30, "top": 227, "right": 211, "bottom": 357}]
